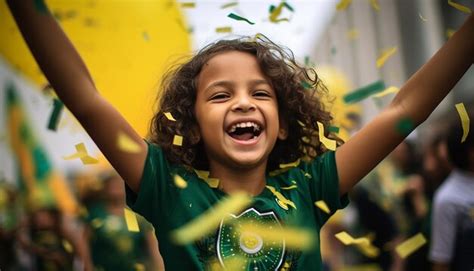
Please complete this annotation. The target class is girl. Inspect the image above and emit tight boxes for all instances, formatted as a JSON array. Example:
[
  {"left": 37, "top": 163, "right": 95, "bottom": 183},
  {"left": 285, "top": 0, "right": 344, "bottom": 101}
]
[{"left": 7, "top": 1, "right": 474, "bottom": 270}]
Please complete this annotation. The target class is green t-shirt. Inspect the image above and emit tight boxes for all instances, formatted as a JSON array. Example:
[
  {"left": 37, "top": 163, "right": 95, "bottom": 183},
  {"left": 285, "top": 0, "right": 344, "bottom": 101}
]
[{"left": 126, "top": 143, "right": 348, "bottom": 270}]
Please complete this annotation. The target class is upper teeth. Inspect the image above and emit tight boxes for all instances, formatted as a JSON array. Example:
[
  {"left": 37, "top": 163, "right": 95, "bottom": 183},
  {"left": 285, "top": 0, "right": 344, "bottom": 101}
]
[{"left": 228, "top": 122, "right": 261, "bottom": 133}]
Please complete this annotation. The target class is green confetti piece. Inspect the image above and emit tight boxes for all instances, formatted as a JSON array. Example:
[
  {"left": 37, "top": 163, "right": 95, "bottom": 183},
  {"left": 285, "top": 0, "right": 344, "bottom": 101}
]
[
  {"left": 47, "top": 98, "right": 64, "bottom": 131},
  {"left": 269, "top": 5, "right": 276, "bottom": 13},
  {"left": 283, "top": 2, "right": 294, "bottom": 12},
  {"left": 396, "top": 118, "right": 415, "bottom": 136},
  {"left": 227, "top": 13, "right": 255, "bottom": 25},
  {"left": 331, "top": 47, "right": 337, "bottom": 55},
  {"left": 301, "top": 81, "right": 312, "bottom": 89},
  {"left": 34, "top": 0, "right": 49, "bottom": 14},
  {"left": 221, "top": 1, "right": 238, "bottom": 9},
  {"left": 343, "top": 80, "right": 386, "bottom": 104},
  {"left": 328, "top": 126, "right": 340, "bottom": 133}
]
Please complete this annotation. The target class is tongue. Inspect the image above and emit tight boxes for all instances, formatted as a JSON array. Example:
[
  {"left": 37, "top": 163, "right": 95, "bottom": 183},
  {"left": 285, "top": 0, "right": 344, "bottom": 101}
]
[{"left": 231, "top": 132, "right": 254, "bottom": 141}]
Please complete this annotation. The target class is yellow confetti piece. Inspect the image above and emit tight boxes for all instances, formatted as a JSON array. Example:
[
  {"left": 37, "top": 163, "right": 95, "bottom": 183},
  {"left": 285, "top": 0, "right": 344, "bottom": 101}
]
[
  {"left": 335, "top": 231, "right": 380, "bottom": 258},
  {"left": 418, "top": 12, "right": 427, "bottom": 22},
  {"left": 279, "top": 158, "right": 300, "bottom": 169},
  {"left": 336, "top": 0, "right": 352, "bottom": 10},
  {"left": 369, "top": 0, "right": 380, "bottom": 11},
  {"left": 164, "top": 112, "right": 176, "bottom": 121},
  {"left": 446, "top": 28, "right": 456, "bottom": 38},
  {"left": 63, "top": 143, "right": 98, "bottom": 165},
  {"left": 372, "top": 86, "right": 400, "bottom": 98},
  {"left": 173, "top": 135, "right": 183, "bottom": 146},
  {"left": 174, "top": 174, "right": 188, "bottom": 189},
  {"left": 304, "top": 172, "right": 312, "bottom": 179},
  {"left": 269, "top": 2, "right": 289, "bottom": 23},
  {"left": 124, "top": 208, "right": 140, "bottom": 232},
  {"left": 215, "top": 26, "right": 232, "bottom": 33},
  {"left": 91, "top": 218, "right": 103, "bottom": 228},
  {"left": 297, "top": 120, "right": 306, "bottom": 127},
  {"left": 447, "top": 0, "right": 472, "bottom": 14},
  {"left": 62, "top": 240, "right": 73, "bottom": 253},
  {"left": 317, "top": 122, "right": 337, "bottom": 151},
  {"left": 134, "top": 263, "right": 145, "bottom": 271},
  {"left": 266, "top": 185, "right": 296, "bottom": 210},
  {"left": 238, "top": 222, "right": 315, "bottom": 250},
  {"left": 171, "top": 192, "right": 252, "bottom": 244},
  {"left": 315, "top": 200, "right": 331, "bottom": 214},
  {"left": 395, "top": 233, "right": 427, "bottom": 258},
  {"left": 194, "top": 170, "right": 220, "bottom": 188},
  {"left": 376, "top": 47, "right": 398, "bottom": 68},
  {"left": 221, "top": 1, "right": 238, "bottom": 9},
  {"left": 180, "top": 2, "right": 196, "bottom": 8},
  {"left": 281, "top": 185, "right": 298, "bottom": 190},
  {"left": 455, "top": 103, "right": 470, "bottom": 143},
  {"left": 117, "top": 131, "right": 142, "bottom": 153},
  {"left": 347, "top": 28, "right": 359, "bottom": 40}
]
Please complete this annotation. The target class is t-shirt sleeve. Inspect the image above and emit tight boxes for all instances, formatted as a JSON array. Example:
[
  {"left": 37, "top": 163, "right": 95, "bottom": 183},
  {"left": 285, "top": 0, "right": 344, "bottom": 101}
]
[
  {"left": 429, "top": 195, "right": 458, "bottom": 263},
  {"left": 125, "top": 141, "right": 175, "bottom": 226},
  {"left": 302, "top": 151, "right": 349, "bottom": 226}
]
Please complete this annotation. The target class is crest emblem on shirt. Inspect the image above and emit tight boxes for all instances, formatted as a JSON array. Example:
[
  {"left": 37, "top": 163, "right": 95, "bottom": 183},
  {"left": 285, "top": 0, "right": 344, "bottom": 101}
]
[{"left": 216, "top": 208, "right": 286, "bottom": 270}]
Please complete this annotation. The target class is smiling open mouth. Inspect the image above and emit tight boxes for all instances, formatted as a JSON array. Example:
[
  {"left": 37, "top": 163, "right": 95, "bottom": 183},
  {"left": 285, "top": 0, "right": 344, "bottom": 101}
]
[{"left": 227, "top": 122, "right": 262, "bottom": 141}]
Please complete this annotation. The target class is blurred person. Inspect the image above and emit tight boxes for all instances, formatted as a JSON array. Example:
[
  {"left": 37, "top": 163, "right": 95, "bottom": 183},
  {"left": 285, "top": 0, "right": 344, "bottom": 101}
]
[
  {"left": 430, "top": 113, "right": 474, "bottom": 271},
  {"left": 17, "top": 203, "right": 89, "bottom": 271},
  {"left": 82, "top": 172, "right": 164, "bottom": 271},
  {"left": 0, "top": 181, "right": 22, "bottom": 270}
]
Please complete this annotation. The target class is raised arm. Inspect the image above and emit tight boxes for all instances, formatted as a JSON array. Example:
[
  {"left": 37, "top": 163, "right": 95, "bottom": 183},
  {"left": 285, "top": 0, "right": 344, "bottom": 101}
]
[
  {"left": 6, "top": 0, "right": 147, "bottom": 192},
  {"left": 336, "top": 14, "right": 474, "bottom": 195}
]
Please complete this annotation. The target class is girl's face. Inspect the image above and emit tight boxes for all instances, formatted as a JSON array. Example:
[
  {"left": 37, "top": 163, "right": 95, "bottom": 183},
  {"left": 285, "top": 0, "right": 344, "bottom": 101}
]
[{"left": 195, "top": 51, "right": 287, "bottom": 171}]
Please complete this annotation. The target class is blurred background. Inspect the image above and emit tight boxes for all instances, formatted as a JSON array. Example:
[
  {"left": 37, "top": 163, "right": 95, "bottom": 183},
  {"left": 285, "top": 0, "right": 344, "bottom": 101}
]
[{"left": 0, "top": 0, "right": 473, "bottom": 270}]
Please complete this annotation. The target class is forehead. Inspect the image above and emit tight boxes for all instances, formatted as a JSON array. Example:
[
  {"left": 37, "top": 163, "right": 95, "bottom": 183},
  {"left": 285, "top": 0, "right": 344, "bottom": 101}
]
[{"left": 197, "top": 51, "right": 268, "bottom": 90}]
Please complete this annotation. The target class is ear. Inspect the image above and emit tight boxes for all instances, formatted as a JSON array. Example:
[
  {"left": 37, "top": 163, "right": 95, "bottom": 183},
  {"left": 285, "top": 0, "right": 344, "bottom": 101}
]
[{"left": 278, "top": 118, "right": 288, "bottom": 140}]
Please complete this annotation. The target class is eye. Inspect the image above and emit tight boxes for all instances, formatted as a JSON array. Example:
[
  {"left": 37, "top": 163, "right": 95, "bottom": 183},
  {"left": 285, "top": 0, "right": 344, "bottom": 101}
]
[
  {"left": 210, "top": 92, "right": 230, "bottom": 101},
  {"left": 253, "top": 90, "right": 271, "bottom": 98}
]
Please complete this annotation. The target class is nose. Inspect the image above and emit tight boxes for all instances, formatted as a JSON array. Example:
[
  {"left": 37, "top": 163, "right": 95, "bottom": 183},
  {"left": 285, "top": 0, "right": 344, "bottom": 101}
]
[{"left": 231, "top": 93, "right": 256, "bottom": 112}]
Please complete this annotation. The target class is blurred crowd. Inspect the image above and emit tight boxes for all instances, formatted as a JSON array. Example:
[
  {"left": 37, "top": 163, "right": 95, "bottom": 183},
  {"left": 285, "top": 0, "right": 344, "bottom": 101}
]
[{"left": 1, "top": 110, "right": 473, "bottom": 271}]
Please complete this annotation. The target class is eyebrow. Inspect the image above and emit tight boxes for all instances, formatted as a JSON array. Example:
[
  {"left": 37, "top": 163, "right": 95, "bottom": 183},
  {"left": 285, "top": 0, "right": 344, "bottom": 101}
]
[{"left": 204, "top": 79, "right": 270, "bottom": 93}]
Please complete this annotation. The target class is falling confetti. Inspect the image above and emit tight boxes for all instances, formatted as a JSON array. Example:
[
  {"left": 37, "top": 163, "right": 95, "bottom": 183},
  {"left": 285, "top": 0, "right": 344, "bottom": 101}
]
[
  {"left": 336, "top": 0, "right": 352, "bottom": 10},
  {"left": 221, "top": 1, "right": 238, "bottom": 9},
  {"left": 174, "top": 174, "right": 188, "bottom": 189},
  {"left": 455, "top": 103, "right": 470, "bottom": 143},
  {"left": 63, "top": 143, "right": 98, "bottom": 165},
  {"left": 164, "top": 112, "right": 176, "bottom": 121},
  {"left": 395, "top": 233, "right": 426, "bottom": 258},
  {"left": 347, "top": 28, "right": 359, "bottom": 40},
  {"left": 47, "top": 98, "right": 64, "bottom": 131},
  {"left": 317, "top": 122, "right": 337, "bottom": 151},
  {"left": 372, "top": 86, "right": 399, "bottom": 98},
  {"left": 335, "top": 231, "right": 380, "bottom": 258},
  {"left": 369, "top": 0, "right": 380, "bottom": 11},
  {"left": 238, "top": 222, "right": 316, "bottom": 250},
  {"left": 446, "top": 28, "right": 456, "bottom": 38},
  {"left": 266, "top": 185, "right": 296, "bottom": 210},
  {"left": 343, "top": 80, "right": 386, "bottom": 104},
  {"left": 447, "top": 0, "right": 472, "bottom": 14},
  {"left": 315, "top": 200, "right": 331, "bottom": 214},
  {"left": 376, "top": 47, "right": 398, "bottom": 68},
  {"left": 124, "top": 208, "right": 140, "bottom": 232},
  {"left": 396, "top": 118, "right": 415, "bottom": 136},
  {"left": 117, "top": 131, "right": 142, "bottom": 153},
  {"left": 180, "top": 2, "right": 196, "bottom": 8},
  {"left": 171, "top": 192, "right": 252, "bottom": 244},
  {"left": 279, "top": 159, "right": 301, "bottom": 169},
  {"left": 227, "top": 13, "right": 255, "bottom": 25},
  {"left": 418, "top": 13, "right": 428, "bottom": 22},
  {"left": 215, "top": 26, "right": 232, "bottom": 33},
  {"left": 173, "top": 135, "right": 183, "bottom": 146}
]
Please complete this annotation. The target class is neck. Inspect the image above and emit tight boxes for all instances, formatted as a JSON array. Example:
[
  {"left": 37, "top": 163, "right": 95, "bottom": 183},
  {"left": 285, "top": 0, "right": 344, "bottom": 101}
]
[{"left": 209, "top": 161, "right": 267, "bottom": 196}]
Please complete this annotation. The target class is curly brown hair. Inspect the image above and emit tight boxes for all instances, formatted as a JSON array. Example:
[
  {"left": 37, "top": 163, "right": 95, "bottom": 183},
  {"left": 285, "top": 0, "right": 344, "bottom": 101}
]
[{"left": 149, "top": 35, "right": 342, "bottom": 171}]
